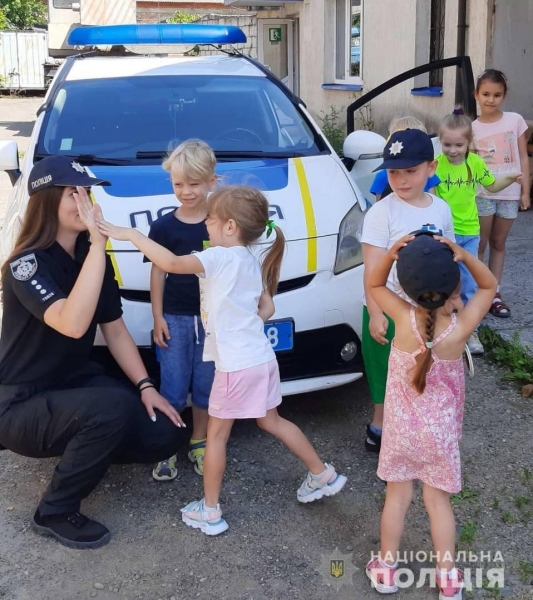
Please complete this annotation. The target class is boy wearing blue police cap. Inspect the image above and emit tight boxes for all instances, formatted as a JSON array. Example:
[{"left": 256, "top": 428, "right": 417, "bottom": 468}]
[{"left": 360, "top": 129, "right": 458, "bottom": 454}]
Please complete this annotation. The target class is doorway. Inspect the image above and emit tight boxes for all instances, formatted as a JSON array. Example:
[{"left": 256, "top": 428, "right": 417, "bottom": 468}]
[{"left": 258, "top": 19, "right": 294, "bottom": 91}]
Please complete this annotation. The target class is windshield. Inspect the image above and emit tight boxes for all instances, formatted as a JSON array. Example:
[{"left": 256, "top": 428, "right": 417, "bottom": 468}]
[{"left": 36, "top": 74, "right": 326, "bottom": 161}]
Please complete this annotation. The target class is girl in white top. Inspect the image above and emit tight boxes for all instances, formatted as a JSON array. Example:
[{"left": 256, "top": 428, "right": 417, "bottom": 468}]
[{"left": 97, "top": 185, "right": 347, "bottom": 536}]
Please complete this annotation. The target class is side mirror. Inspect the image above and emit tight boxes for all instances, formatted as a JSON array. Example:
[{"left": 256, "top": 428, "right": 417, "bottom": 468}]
[
  {"left": 343, "top": 130, "right": 386, "bottom": 162},
  {"left": 0, "top": 140, "right": 21, "bottom": 186}
]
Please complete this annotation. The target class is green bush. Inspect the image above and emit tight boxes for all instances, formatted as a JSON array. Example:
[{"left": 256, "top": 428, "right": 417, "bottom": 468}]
[
  {"left": 478, "top": 325, "right": 533, "bottom": 384},
  {"left": 167, "top": 10, "right": 198, "bottom": 24},
  {"left": 320, "top": 106, "right": 346, "bottom": 156}
]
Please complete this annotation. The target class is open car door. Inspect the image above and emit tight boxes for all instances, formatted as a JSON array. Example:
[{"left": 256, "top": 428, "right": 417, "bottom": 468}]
[{"left": 343, "top": 56, "right": 476, "bottom": 205}]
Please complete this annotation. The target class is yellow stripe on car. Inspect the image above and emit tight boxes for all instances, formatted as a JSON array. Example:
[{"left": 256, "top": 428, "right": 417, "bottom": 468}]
[
  {"left": 106, "top": 241, "right": 124, "bottom": 287},
  {"left": 89, "top": 189, "right": 124, "bottom": 287},
  {"left": 294, "top": 157, "right": 317, "bottom": 272}
]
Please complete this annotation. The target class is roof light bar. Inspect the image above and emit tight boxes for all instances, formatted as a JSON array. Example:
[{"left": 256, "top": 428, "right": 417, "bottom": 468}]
[{"left": 67, "top": 24, "right": 247, "bottom": 47}]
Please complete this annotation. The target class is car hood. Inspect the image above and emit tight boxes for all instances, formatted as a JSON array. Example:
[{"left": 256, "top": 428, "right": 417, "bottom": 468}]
[{"left": 90, "top": 155, "right": 360, "bottom": 244}]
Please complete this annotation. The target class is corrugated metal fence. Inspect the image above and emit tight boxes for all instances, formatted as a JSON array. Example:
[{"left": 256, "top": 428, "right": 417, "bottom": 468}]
[{"left": 0, "top": 31, "right": 49, "bottom": 90}]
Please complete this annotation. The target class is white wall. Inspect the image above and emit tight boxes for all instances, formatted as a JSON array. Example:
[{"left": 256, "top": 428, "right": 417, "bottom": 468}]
[
  {"left": 280, "top": 0, "right": 461, "bottom": 137},
  {"left": 490, "top": 0, "right": 533, "bottom": 119}
]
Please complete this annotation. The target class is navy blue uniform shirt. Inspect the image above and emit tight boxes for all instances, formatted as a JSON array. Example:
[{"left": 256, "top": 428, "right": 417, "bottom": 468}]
[
  {"left": 0, "top": 234, "right": 122, "bottom": 388},
  {"left": 144, "top": 211, "right": 209, "bottom": 316}
]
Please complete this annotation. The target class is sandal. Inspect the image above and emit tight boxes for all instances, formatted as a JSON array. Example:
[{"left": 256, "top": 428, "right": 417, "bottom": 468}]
[{"left": 489, "top": 293, "right": 511, "bottom": 318}]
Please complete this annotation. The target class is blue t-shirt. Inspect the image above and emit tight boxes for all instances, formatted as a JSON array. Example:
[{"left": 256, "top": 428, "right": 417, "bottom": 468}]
[
  {"left": 143, "top": 211, "right": 209, "bottom": 316},
  {"left": 370, "top": 170, "right": 441, "bottom": 196}
]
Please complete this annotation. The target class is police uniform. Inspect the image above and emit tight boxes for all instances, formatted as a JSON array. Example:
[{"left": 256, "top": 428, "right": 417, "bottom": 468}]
[{"left": 0, "top": 159, "right": 184, "bottom": 521}]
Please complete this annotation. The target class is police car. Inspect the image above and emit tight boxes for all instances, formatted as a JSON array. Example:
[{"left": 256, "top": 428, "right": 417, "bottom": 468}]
[{"left": 0, "top": 24, "right": 368, "bottom": 396}]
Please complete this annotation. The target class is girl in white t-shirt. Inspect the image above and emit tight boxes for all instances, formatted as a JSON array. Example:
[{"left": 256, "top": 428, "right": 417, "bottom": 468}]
[
  {"left": 97, "top": 185, "right": 347, "bottom": 536},
  {"left": 472, "top": 69, "right": 531, "bottom": 318}
]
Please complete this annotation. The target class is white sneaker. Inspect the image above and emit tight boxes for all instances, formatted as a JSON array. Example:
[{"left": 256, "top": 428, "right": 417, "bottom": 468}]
[
  {"left": 297, "top": 463, "right": 347, "bottom": 503},
  {"left": 181, "top": 498, "right": 228, "bottom": 536},
  {"left": 467, "top": 332, "right": 484, "bottom": 355}
]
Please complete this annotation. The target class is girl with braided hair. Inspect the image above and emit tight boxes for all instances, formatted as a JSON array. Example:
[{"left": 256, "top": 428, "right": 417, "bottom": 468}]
[{"left": 365, "top": 231, "right": 496, "bottom": 600}]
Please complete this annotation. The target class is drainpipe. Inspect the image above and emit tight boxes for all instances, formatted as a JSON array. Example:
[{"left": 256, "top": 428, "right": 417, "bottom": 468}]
[{"left": 455, "top": 0, "right": 468, "bottom": 105}]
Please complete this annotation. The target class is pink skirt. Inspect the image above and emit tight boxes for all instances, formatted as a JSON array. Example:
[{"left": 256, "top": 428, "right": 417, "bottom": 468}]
[{"left": 208, "top": 359, "right": 282, "bottom": 419}]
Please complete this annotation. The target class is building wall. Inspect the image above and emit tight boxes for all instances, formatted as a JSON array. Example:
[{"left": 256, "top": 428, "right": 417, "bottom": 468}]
[
  {"left": 133, "top": 0, "right": 530, "bottom": 139},
  {"left": 137, "top": 2, "right": 245, "bottom": 23},
  {"left": 278, "top": 0, "right": 463, "bottom": 136},
  {"left": 490, "top": 0, "right": 533, "bottom": 119},
  {"left": 278, "top": 0, "right": 360, "bottom": 135}
]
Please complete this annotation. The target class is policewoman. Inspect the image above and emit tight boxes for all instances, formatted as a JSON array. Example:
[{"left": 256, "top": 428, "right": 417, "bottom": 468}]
[{"left": 0, "top": 155, "right": 186, "bottom": 549}]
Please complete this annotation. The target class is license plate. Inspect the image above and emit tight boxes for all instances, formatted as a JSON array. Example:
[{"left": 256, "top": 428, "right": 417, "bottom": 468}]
[{"left": 264, "top": 319, "right": 294, "bottom": 352}]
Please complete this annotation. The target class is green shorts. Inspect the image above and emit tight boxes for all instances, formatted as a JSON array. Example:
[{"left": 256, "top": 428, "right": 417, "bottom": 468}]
[{"left": 362, "top": 305, "right": 395, "bottom": 405}]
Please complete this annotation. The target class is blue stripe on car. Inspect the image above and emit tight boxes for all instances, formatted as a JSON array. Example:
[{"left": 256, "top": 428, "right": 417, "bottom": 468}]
[{"left": 90, "top": 159, "right": 289, "bottom": 197}]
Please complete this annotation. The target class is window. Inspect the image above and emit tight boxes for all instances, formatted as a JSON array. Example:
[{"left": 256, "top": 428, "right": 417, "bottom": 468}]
[
  {"left": 334, "top": 0, "right": 362, "bottom": 82},
  {"left": 53, "top": 0, "right": 76, "bottom": 7},
  {"left": 429, "top": 0, "right": 446, "bottom": 86}
]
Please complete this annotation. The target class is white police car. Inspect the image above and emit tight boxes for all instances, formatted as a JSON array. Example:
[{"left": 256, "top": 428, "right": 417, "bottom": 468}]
[{"left": 0, "top": 24, "right": 367, "bottom": 396}]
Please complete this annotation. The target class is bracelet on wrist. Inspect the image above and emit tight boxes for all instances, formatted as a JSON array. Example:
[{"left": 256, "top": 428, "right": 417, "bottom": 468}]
[
  {"left": 140, "top": 384, "right": 156, "bottom": 393},
  {"left": 136, "top": 376, "right": 156, "bottom": 390}
]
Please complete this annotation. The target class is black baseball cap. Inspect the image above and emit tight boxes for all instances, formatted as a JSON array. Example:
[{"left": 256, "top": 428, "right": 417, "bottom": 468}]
[
  {"left": 373, "top": 129, "right": 435, "bottom": 171},
  {"left": 28, "top": 155, "right": 111, "bottom": 195},
  {"left": 396, "top": 231, "right": 460, "bottom": 310}
]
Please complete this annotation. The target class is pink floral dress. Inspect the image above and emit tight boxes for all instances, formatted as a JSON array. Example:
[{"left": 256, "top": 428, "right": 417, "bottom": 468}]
[{"left": 377, "top": 309, "right": 465, "bottom": 493}]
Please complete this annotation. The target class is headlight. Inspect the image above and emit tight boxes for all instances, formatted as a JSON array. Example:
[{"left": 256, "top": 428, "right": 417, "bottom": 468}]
[{"left": 334, "top": 202, "right": 365, "bottom": 274}]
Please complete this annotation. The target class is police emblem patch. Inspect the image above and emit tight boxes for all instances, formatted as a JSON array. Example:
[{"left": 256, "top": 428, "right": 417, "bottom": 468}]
[{"left": 10, "top": 253, "right": 38, "bottom": 281}]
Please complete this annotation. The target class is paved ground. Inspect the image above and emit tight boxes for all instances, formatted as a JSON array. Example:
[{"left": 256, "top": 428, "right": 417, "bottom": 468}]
[{"left": 0, "top": 95, "right": 532, "bottom": 600}]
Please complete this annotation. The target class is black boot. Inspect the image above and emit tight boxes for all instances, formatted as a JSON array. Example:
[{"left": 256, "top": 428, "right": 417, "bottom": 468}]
[{"left": 32, "top": 510, "right": 111, "bottom": 549}]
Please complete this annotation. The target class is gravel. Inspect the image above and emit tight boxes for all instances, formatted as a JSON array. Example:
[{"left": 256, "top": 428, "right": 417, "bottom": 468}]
[{"left": 0, "top": 360, "right": 532, "bottom": 600}]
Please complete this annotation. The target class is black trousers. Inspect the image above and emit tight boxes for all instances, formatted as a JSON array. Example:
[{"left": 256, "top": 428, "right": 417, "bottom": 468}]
[{"left": 0, "top": 368, "right": 186, "bottom": 516}]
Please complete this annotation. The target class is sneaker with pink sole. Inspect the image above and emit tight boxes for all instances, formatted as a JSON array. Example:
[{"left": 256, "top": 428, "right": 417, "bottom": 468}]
[
  {"left": 437, "top": 569, "right": 464, "bottom": 600},
  {"left": 365, "top": 557, "right": 398, "bottom": 594}
]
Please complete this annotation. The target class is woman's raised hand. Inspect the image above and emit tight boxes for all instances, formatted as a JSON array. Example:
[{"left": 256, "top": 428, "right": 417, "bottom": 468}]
[{"left": 73, "top": 187, "right": 107, "bottom": 247}]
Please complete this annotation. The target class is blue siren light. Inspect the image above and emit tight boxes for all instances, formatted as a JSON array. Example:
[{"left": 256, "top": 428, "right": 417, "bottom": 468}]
[{"left": 67, "top": 24, "right": 247, "bottom": 47}]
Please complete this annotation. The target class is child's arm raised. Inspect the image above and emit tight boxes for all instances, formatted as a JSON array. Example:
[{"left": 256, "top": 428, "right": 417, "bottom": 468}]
[
  {"left": 436, "top": 237, "right": 497, "bottom": 337},
  {"left": 484, "top": 172, "right": 523, "bottom": 194},
  {"left": 368, "top": 235, "right": 414, "bottom": 322},
  {"left": 97, "top": 217, "right": 204, "bottom": 275}
]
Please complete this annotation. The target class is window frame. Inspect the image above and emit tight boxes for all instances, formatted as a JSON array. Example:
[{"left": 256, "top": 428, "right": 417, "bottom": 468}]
[{"left": 333, "top": 0, "right": 363, "bottom": 86}]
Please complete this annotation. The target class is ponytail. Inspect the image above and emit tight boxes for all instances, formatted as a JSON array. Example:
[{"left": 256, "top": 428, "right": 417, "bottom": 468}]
[
  {"left": 207, "top": 185, "right": 286, "bottom": 295},
  {"left": 412, "top": 307, "right": 437, "bottom": 394},
  {"left": 261, "top": 225, "right": 285, "bottom": 296}
]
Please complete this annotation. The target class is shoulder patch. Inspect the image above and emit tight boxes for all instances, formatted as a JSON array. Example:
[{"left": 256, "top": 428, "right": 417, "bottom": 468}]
[{"left": 10, "top": 253, "right": 38, "bottom": 281}]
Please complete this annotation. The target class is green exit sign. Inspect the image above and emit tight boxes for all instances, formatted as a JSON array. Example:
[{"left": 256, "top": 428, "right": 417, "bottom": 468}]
[{"left": 269, "top": 27, "right": 282, "bottom": 43}]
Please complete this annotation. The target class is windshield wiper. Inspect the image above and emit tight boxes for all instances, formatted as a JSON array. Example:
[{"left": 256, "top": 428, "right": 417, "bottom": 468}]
[
  {"left": 215, "top": 151, "right": 308, "bottom": 158},
  {"left": 73, "top": 154, "right": 132, "bottom": 165},
  {"left": 136, "top": 151, "right": 167, "bottom": 159}
]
